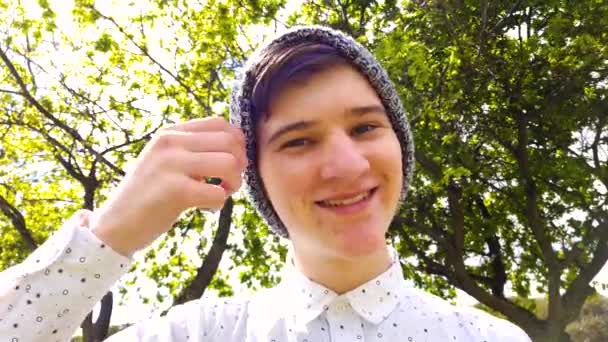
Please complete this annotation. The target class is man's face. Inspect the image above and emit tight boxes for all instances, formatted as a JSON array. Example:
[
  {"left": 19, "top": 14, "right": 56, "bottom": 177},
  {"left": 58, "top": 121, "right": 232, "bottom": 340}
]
[{"left": 257, "top": 64, "right": 403, "bottom": 261}]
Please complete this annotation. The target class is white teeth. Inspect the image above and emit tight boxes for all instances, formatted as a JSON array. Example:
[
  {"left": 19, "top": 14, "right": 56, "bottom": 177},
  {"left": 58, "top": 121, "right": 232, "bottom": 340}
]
[{"left": 321, "top": 191, "right": 371, "bottom": 207}]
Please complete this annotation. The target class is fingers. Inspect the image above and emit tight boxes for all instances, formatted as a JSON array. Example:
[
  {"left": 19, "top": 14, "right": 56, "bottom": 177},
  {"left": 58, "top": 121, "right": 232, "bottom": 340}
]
[
  {"left": 170, "top": 150, "right": 244, "bottom": 194},
  {"left": 163, "top": 116, "right": 230, "bottom": 133},
  {"left": 154, "top": 130, "right": 247, "bottom": 168},
  {"left": 155, "top": 117, "right": 246, "bottom": 207},
  {"left": 91, "top": 117, "right": 245, "bottom": 255},
  {"left": 181, "top": 177, "right": 228, "bottom": 210}
]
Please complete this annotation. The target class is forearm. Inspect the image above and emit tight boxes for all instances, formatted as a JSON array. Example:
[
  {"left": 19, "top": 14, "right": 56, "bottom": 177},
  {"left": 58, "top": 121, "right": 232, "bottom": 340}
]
[{"left": 0, "top": 210, "right": 132, "bottom": 342}]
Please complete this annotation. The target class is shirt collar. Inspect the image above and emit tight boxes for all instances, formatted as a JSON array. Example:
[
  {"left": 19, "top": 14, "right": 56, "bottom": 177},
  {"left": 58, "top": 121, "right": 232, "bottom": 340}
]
[{"left": 277, "top": 245, "right": 409, "bottom": 327}]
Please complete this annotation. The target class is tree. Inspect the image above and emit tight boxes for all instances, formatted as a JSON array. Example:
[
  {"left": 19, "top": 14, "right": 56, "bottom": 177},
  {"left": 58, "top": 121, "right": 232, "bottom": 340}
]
[
  {"left": 2, "top": 1, "right": 606, "bottom": 342},
  {"left": 1, "top": 0, "right": 287, "bottom": 340},
  {"left": 295, "top": 1, "right": 606, "bottom": 340},
  {"left": 476, "top": 295, "right": 608, "bottom": 342},
  {"left": 0, "top": 1, "right": 161, "bottom": 338},
  {"left": 566, "top": 295, "right": 608, "bottom": 342},
  {"left": 289, "top": 0, "right": 608, "bottom": 341}
]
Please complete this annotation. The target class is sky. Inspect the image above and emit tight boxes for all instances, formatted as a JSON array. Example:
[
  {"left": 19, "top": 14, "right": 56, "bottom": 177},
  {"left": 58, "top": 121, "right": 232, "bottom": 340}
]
[{"left": 10, "top": 0, "right": 608, "bottom": 335}]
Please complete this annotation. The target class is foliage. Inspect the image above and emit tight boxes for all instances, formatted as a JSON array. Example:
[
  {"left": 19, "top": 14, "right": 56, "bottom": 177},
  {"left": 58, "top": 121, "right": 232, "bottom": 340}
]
[
  {"left": 1, "top": 1, "right": 606, "bottom": 342},
  {"left": 291, "top": 1, "right": 608, "bottom": 341},
  {"left": 566, "top": 295, "right": 608, "bottom": 342},
  {"left": 477, "top": 295, "right": 608, "bottom": 342},
  {"left": 0, "top": 0, "right": 287, "bottom": 339}
]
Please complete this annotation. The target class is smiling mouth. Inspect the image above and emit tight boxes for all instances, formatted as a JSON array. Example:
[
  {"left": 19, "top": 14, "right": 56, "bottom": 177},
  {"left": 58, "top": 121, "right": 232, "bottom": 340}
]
[{"left": 316, "top": 188, "right": 378, "bottom": 208}]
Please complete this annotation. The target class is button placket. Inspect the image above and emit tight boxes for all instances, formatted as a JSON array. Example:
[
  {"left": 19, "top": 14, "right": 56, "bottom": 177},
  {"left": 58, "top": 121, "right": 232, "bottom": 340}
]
[{"left": 326, "top": 298, "right": 360, "bottom": 341}]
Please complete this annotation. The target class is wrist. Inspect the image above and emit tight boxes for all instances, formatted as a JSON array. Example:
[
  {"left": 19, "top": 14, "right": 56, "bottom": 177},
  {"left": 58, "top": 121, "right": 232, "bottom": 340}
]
[{"left": 89, "top": 208, "right": 138, "bottom": 257}]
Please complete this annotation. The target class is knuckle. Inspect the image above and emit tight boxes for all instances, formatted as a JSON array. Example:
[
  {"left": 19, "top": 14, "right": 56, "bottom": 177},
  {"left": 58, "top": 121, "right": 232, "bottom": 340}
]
[
  {"left": 153, "top": 132, "right": 173, "bottom": 148},
  {"left": 158, "top": 120, "right": 178, "bottom": 132},
  {"left": 200, "top": 189, "right": 225, "bottom": 209},
  {"left": 158, "top": 125, "right": 171, "bottom": 133},
  {"left": 227, "top": 133, "right": 243, "bottom": 150},
  {"left": 224, "top": 153, "right": 239, "bottom": 170},
  {"left": 224, "top": 130, "right": 237, "bottom": 144},
  {"left": 210, "top": 199, "right": 225, "bottom": 209},
  {"left": 208, "top": 116, "right": 228, "bottom": 127},
  {"left": 231, "top": 177, "right": 243, "bottom": 191},
  {"left": 165, "top": 174, "right": 183, "bottom": 192},
  {"left": 159, "top": 148, "right": 174, "bottom": 164},
  {"left": 235, "top": 129, "right": 246, "bottom": 143},
  {"left": 164, "top": 178, "right": 188, "bottom": 206}
]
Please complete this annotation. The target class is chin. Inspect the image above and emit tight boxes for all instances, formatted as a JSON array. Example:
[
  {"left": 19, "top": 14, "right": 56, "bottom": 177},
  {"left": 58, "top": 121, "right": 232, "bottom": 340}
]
[{"left": 333, "top": 229, "right": 387, "bottom": 259}]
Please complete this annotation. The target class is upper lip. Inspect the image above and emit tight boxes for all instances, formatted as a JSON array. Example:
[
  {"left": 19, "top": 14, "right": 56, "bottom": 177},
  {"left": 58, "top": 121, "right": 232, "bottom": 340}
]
[{"left": 317, "top": 187, "right": 378, "bottom": 202}]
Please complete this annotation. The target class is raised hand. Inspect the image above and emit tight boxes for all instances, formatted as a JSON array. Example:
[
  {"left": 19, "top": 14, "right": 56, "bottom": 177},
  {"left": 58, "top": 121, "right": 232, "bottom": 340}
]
[{"left": 90, "top": 117, "right": 247, "bottom": 256}]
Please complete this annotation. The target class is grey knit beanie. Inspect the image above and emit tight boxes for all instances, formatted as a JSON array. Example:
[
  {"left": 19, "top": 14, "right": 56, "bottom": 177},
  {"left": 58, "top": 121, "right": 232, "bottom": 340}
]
[{"left": 229, "top": 26, "right": 415, "bottom": 238}]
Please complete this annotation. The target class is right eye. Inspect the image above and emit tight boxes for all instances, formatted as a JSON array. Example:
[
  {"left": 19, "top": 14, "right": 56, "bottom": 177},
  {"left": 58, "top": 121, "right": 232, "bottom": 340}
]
[{"left": 281, "top": 138, "right": 311, "bottom": 149}]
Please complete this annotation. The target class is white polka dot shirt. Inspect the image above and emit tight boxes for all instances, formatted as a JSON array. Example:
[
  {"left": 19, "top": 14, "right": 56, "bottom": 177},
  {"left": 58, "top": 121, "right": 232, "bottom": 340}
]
[
  {"left": 1, "top": 211, "right": 531, "bottom": 341},
  {"left": 0, "top": 210, "right": 131, "bottom": 342}
]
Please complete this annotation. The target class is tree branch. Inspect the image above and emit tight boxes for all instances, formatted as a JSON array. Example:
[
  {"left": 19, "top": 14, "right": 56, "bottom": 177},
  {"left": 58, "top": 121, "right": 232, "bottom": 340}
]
[
  {"left": 81, "top": 292, "right": 113, "bottom": 342},
  {"left": 513, "top": 111, "right": 563, "bottom": 324},
  {"left": 399, "top": 209, "right": 538, "bottom": 330},
  {"left": 447, "top": 182, "right": 465, "bottom": 256},
  {"left": 395, "top": 210, "right": 448, "bottom": 249},
  {"left": 0, "top": 193, "right": 37, "bottom": 251},
  {"left": 172, "top": 197, "right": 234, "bottom": 306},
  {"left": 415, "top": 150, "right": 443, "bottom": 180},
  {"left": 560, "top": 208, "right": 606, "bottom": 268},
  {"left": 590, "top": 115, "right": 608, "bottom": 187},
  {"left": 355, "top": 0, "right": 374, "bottom": 38},
  {"left": 100, "top": 129, "right": 157, "bottom": 156},
  {"left": 513, "top": 113, "right": 559, "bottom": 267},
  {"left": 490, "top": 0, "right": 522, "bottom": 34},
  {"left": 90, "top": 5, "right": 211, "bottom": 113},
  {"left": 335, "top": 0, "right": 354, "bottom": 35},
  {"left": 24, "top": 32, "right": 38, "bottom": 91},
  {"left": 55, "top": 153, "right": 86, "bottom": 184},
  {"left": 562, "top": 218, "right": 608, "bottom": 324},
  {"left": 459, "top": 265, "right": 542, "bottom": 332},
  {"left": 0, "top": 45, "right": 125, "bottom": 176},
  {"left": 475, "top": 196, "right": 507, "bottom": 298},
  {"left": 57, "top": 74, "right": 126, "bottom": 133},
  {"left": 403, "top": 235, "right": 454, "bottom": 278},
  {"left": 20, "top": 197, "right": 78, "bottom": 204},
  {"left": 0, "top": 88, "right": 22, "bottom": 95}
]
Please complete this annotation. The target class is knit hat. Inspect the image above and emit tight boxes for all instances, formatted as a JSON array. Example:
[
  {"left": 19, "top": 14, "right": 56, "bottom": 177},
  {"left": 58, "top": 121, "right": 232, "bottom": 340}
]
[{"left": 229, "top": 26, "right": 415, "bottom": 238}]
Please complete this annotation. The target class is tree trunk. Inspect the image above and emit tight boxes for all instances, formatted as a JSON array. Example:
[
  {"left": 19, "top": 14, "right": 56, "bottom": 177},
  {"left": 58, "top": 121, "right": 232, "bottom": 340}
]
[
  {"left": 80, "top": 183, "right": 114, "bottom": 342},
  {"left": 81, "top": 292, "right": 113, "bottom": 342},
  {"left": 172, "top": 197, "right": 234, "bottom": 307},
  {"left": 529, "top": 329, "right": 572, "bottom": 342},
  {"left": 81, "top": 311, "right": 94, "bottom": 341},
  {"left": 0, "top": 194, "right": 37, "bottom": 251},
  {"left": 96, "top": 292, "right": 114, "bottom": 341}
]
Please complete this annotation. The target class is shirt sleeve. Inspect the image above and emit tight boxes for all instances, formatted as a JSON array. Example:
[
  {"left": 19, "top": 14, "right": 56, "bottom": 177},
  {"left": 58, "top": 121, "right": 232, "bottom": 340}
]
[
  {"left": 470, "top": 307, "right": 533, "bottom": 342},
  {"left": 491, "top": 320, "right": 532, "bottom": 342},
  {"left": 0, "top": 210, "right": 132, "bottom": 342},
  {"left": 105, "top": 296, "right": 249, "bottom": 342},
  {"left": 104, "top": 300, "right": 201, "bottom": 341}
]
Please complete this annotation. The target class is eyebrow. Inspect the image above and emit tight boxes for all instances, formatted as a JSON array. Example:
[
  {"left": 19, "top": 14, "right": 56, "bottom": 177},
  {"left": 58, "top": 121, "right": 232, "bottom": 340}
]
[
  {"left": 267, "top": 104, "right": 386, "bottom": 145},
  {"left": 350, "top": 104, "right": 386, "bottom": 116}
]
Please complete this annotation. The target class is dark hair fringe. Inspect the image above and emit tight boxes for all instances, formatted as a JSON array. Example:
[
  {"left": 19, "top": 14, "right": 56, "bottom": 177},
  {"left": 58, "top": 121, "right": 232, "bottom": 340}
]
[{"left": 250, "top": 42, "right": 349, "bottom": 125}]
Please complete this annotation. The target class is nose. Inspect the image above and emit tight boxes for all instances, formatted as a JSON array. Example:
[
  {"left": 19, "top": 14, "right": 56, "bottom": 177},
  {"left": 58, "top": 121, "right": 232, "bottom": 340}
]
[{"left": 319, "top": 131, "right": 370, "bottom": 181}]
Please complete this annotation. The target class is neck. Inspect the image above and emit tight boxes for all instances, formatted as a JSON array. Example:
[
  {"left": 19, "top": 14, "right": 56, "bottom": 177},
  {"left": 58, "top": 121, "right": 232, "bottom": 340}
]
[{"left": 291, "top": 244, "right": 393, "bottom": 294}]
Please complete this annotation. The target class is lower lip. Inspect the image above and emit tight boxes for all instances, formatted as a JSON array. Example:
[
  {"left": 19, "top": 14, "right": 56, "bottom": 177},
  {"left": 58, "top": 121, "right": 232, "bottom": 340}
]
[{"left": 316, "top": 188, "right": 377, "bottom": 215}]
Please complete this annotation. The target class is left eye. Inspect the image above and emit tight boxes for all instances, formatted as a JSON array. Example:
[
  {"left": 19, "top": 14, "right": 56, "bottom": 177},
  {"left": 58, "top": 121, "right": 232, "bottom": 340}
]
[{"left": 352, "top": 124, "right": 377, "bottom": 135}]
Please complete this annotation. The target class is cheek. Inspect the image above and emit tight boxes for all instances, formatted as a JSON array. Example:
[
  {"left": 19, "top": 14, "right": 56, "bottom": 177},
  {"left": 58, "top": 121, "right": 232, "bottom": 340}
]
[
  {"left": 259, "top": 153, "right": 317, "bottom": 208},
  {"left": 375, "top": 136, "right": 403, "bottom": 189}
]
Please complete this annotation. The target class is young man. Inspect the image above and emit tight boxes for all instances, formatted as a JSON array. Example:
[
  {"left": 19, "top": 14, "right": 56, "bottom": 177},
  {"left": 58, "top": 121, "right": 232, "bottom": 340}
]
[{"left": 0, "top": 26, "right": 531, "bottom": 341}]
